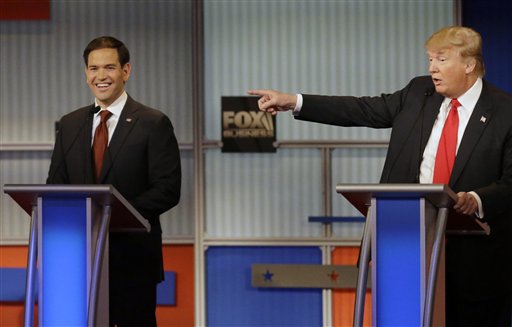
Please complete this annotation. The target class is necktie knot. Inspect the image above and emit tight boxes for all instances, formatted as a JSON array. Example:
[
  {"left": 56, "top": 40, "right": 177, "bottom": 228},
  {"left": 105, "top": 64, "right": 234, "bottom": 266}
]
[
  {"left": 99, "top": 110, "right": 112, "bottom": 123},
  {"left": 450, "top": 98, "right": 461, "bottom": 111}
]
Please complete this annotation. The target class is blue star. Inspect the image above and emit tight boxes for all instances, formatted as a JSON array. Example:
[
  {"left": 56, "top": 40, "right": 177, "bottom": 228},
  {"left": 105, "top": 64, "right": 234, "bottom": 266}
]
[{"left": 263, "top": 269, "right": 274, "bottom": 282}]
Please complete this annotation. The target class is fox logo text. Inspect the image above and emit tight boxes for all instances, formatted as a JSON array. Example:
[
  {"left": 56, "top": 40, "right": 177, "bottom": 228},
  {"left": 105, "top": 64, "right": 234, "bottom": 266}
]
[{"left": 223, "top": 111, "right": 274, "bottom": 138}]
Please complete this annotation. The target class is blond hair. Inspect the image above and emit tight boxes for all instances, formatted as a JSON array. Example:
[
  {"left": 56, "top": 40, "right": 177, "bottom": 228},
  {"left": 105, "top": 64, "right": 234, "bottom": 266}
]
[{"left": 425, "top": 26, "right": 485, "bottom": 77}]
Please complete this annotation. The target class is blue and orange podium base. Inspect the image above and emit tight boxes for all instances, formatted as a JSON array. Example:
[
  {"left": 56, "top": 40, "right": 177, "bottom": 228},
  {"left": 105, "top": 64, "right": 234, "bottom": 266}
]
[
  {"left": 4, "top": 184, "right": 149, "bottom": 327},
  {"left": 336, "top": 184, "right": 484, "bottom": 327}
]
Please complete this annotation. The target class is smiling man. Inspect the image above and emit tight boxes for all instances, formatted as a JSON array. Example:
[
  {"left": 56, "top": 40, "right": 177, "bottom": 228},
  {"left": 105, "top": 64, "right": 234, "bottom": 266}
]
[
  {"left": 85, "top": 46, "right": 131, "bottom": 108},
  {"left": 47, "top": 36, "right": 182, "bottom": 327},
  {"left": 249, "top": 26, "right": 512, "bottom": 326}
]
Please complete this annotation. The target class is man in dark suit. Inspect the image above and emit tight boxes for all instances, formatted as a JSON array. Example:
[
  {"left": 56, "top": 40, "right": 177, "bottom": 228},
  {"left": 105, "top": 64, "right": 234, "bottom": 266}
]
[
  {"left": 249, "top": 26, "right": 512, "bottom": 326},
  {"left": 47, "top": 36, "right": 181, "bottom": 327}
]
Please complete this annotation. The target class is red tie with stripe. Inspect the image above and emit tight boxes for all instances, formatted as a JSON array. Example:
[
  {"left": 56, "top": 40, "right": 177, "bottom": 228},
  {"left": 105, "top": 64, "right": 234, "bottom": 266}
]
[
  {"left": 93, "top": 110, "right": 112, "bottom": 182},
  {"left": 433, "top": 99, "right": 460, "bottom": 184}
]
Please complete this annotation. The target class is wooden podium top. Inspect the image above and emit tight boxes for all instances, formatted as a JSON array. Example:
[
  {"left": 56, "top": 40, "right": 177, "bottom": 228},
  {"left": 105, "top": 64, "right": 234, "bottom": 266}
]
[
  {"left": 336, "top": 183, "right": 488, "bottom": 235},
  {"left": 3, "top": 184, "right": 150, "bottom": 232}
]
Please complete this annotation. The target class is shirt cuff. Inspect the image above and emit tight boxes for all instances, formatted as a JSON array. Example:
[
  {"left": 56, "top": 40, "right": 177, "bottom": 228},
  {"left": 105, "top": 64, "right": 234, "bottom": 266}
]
[
  {"left": 468, "top": 191, "right": 484, "bottom": 219},
  {"left": 292, "top": 94, "right": 303, "bottom": 116}
]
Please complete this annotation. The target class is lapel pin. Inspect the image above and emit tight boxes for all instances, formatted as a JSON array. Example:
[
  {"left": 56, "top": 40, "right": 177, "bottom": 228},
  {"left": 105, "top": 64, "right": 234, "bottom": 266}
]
[
  {"left": 480, "top": 116, "right": 487, "bottom": 123},
  {"left": 126, "top": 118, "right": 132, "bottom": 122}
]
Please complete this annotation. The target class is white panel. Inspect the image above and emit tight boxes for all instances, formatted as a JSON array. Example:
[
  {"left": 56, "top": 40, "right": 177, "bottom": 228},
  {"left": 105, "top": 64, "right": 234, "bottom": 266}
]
[
  {"left": 0, "top": 0, "right": 194, "bottom": 242},
  {"left": 0, "top": 0, "right": 193, "bottom": 143},
  {"left": 0, "top": 152, "right": 50, "bottom": 242},
  {"left": 204, "top": 149, "right": 324, "bottom": 238},
  {"left": 331, "top": 148, "right": 388, "bottom": 238},
  {"left": 203, "top": 0, "right": 453, "bottom": 141},
  {"left": 0, "top": 150, "right": 193, "bottom": 243},
  {"left": 1, "top": 0, "right": 454, "bottom": 242},
  {"left": 203, "top": 0, "right": 453, "bottom": 239}
]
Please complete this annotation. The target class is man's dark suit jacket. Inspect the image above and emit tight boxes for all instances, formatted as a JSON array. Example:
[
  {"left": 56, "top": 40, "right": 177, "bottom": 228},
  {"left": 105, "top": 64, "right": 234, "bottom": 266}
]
[
  {"left": 297, "top": 75, "right": 512, "bottom": 301},
  {"left": 47, "top": 95, "right": 181, "bottom": 285}
]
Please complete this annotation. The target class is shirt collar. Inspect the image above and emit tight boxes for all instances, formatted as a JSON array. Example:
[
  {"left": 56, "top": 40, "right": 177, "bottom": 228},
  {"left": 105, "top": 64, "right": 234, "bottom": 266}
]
[
  {"left": 443, "top": 78, "right": 483, "bottom": 112},
  {"left": 94, "top": 91, "right": 128, "bottom": 117}
]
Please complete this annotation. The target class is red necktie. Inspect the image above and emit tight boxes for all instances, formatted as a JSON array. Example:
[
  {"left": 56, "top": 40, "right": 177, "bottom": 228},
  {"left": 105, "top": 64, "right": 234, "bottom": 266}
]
[
  {"left": 93, "top": 110, "right": 112, "bottom": 182},
  {"left": 433, "top": 99, "right": 460, "bottom": 184}
]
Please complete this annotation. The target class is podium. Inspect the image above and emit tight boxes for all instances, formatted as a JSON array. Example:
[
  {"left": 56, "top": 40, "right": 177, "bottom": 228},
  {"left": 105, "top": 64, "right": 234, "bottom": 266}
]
[
  {"left": 3, "top": 184, "right": 150, "bottom": 327},
  {"left": 336, "top": 184, "right": 486, "bottom": 327}
]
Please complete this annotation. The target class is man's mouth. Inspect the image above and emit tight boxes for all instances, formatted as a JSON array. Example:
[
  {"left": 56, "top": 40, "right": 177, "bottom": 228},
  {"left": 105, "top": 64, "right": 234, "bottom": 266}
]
[
  {"left": 432, "top": 78, "right": 442, "bottom": 86},
  {"left": 96, "top": 83, "right": 111, "bottom": 89}
]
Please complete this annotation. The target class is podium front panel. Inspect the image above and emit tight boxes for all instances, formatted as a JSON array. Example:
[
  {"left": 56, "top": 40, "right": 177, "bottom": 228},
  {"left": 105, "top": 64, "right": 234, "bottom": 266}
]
[
  {"left": 372, "top": 197, "right": 425, "bottom": 326},
  {"left": 39, "top": 197, "right": 89, "bottom": 326}
]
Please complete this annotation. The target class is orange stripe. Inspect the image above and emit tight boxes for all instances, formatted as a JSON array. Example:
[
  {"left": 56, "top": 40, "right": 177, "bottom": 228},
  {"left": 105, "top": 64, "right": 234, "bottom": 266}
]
[
  {"left": 332, "top": 246, "right": 372, "bottom": 326},
  {"left": 0, "top": 245, "right": 194, "bottom": 326}
]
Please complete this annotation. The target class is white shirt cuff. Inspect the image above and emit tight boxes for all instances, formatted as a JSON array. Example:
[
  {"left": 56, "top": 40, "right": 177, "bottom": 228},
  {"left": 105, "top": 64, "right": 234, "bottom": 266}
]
[
  {"left": 468, "top": 191, "right": 484, "bottom": 219},
  {"left": 292, "top": 94, "right": 303, "bottom": 116}
]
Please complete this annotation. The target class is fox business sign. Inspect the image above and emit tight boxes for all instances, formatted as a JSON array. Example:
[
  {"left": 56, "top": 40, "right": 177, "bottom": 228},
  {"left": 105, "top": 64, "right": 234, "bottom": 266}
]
[{"left": 221, "top": 96, "right": 276, "bottom": 152}]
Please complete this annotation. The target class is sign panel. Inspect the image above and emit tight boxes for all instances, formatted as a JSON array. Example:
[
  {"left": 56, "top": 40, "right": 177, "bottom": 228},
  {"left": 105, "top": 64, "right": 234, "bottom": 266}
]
[
  {"left": 252, "top": 264, "right": 371, "bottom": 289},
  {"left": 221, "top": 96, "right": 276, "bottom": 152}
]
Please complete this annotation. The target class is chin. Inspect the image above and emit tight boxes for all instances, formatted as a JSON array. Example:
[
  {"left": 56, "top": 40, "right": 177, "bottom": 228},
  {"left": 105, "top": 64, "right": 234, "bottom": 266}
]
[{"left": 434, "top": 86, "right": 447, "bottom": 97}]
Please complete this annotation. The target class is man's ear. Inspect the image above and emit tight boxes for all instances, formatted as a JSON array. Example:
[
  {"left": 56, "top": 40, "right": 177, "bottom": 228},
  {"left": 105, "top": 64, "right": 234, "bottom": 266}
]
[
  {"left": 465, "top": 57, "right": 476, "bottom": 74},
  {"left": 122, "top": 63, "right": 131, "bottom": 83}
]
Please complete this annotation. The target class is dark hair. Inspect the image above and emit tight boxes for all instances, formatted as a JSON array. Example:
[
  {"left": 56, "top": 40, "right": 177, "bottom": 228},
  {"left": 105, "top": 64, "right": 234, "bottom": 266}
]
[{"left": 83, "top": 36, "right": 130, "bottom": 67}]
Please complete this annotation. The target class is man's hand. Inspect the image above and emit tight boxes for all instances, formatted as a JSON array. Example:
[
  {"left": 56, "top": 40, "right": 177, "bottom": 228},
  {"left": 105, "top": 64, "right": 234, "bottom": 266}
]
[
  {"left": 247, "top": 89, "right": 297, "bottom": 115},
  {"left": 453, "top": 191, "right": 479, "bottom": 216}
]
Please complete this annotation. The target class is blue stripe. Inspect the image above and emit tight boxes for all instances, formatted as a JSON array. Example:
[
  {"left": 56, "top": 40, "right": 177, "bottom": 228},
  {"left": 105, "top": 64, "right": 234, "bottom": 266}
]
[
  {"left": 375, "top": 198, "right": 421, "bottom": 326},
  {"left": 0, "top": 268, "right": 176, "bottom": 306}
]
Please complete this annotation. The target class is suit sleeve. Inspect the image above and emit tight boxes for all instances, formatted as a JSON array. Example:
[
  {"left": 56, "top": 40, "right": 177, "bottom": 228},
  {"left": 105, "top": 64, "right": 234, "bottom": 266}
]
[
  {"left": 46, "top": 120, "right": 69, "bottom": 184},
  {"left": 295, "top": 77, "right": 426, "bottom": 129},
  {"left": 476, "top": 128, "right": 512, "bottom": 219}
]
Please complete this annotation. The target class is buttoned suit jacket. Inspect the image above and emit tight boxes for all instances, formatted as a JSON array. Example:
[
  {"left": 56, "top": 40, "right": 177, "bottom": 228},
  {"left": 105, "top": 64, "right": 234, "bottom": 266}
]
[
  {"left": 47, "top": 95, "right": 181, "bottom": 284},
  {"left": 297, "top": 75, "right": 512, "bottom": 300}
]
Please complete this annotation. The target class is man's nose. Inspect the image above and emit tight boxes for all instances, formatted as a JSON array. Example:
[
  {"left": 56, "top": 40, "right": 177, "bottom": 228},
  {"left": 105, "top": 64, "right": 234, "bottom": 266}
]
[
  {"left": 97, "top": 68, "right": 107, "bottom": 79},
  {"left": 429, "top": 61, "right": 438, "bottom": 74}
]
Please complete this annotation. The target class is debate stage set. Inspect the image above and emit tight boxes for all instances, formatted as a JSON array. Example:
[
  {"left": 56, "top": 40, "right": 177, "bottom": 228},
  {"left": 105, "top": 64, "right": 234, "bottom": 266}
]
[
  {"left": 1, "top": 0, "right": 508, "bottom": 326},
  {"left": 1, "top": 183, "right": 486, "bottom": 326}
]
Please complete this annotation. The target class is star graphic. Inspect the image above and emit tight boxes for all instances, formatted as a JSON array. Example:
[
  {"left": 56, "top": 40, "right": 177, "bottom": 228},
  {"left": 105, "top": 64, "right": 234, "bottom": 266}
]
[
  {"left": 263, "top": 269, "right": 274, "bottom": 282},
  {"left": 328, "top": 270, "right": 339, "bottom": 282}
]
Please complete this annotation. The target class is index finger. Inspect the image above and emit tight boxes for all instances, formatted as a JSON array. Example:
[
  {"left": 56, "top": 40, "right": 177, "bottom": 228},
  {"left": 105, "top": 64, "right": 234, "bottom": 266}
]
[{"left": 247, "top": 89, "right": 271, "bottom": 97}]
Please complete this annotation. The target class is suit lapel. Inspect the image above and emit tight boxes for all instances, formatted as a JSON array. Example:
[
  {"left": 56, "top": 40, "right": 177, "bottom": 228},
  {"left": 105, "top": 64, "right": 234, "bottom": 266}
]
[
  {"left": 83, "top": 110, "right": 96, "bottom": 183},
  {"left": 98, "top": 97, "right": 139, "bottom": 182},
  {"left": 450, "top": 90, "right": 493, "bottom": 186}
]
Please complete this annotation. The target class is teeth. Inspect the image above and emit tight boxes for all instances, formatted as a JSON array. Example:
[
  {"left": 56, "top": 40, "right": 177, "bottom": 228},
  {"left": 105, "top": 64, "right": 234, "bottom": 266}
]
[{"left": 97, "top": 83, "right": 109, "bottom": 87}]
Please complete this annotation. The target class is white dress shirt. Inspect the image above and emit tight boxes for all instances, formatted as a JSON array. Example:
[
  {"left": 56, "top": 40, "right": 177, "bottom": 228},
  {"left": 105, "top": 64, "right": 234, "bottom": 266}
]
[{"left": 419, "top": 78, "right": 484, "bottom": 217}]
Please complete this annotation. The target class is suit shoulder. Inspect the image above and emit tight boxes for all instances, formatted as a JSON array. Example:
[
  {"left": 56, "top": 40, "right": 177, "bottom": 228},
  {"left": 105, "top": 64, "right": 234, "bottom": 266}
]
[
  {"left": 407, "top": 75, "right": 434, "bottom": 90},
  {"left": 129, "top": 98, "right": 171, "bottom": 122},
  {"left": 484, "top": 81, "right": 512, "bottom": 100},
  {"left": 59, "top": 105, "right": 93, "bottom": 125},
  {"left": 482, "top": 81, "right": 512, "bottom": 113}
]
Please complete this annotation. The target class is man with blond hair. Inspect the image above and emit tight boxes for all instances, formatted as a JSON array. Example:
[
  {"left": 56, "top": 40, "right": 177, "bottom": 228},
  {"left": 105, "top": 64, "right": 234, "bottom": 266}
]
[{"left": 249, "top": 26, "right": 512, "bottom": 325}]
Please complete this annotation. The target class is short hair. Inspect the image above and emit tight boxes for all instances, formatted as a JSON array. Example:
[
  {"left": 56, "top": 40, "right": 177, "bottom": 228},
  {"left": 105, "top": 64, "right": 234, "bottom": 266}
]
[
  {"left": 83, "top": 36, "right": 130, "bottom": 67},
  {"left": 425, "top": 26, "right": 485, "bottom": 77}
]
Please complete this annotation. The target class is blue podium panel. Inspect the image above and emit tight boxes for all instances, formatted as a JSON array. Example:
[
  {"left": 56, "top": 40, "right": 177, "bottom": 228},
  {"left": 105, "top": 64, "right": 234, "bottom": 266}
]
[
  {"left": 374, "top": 198, "right": 421, "bottom": 326},
  {"left": 206, "top": 246, "right": 322, "bottom": 327},
  {"left": 41, "top": 197, "right": 88, "bottom": 326}
]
